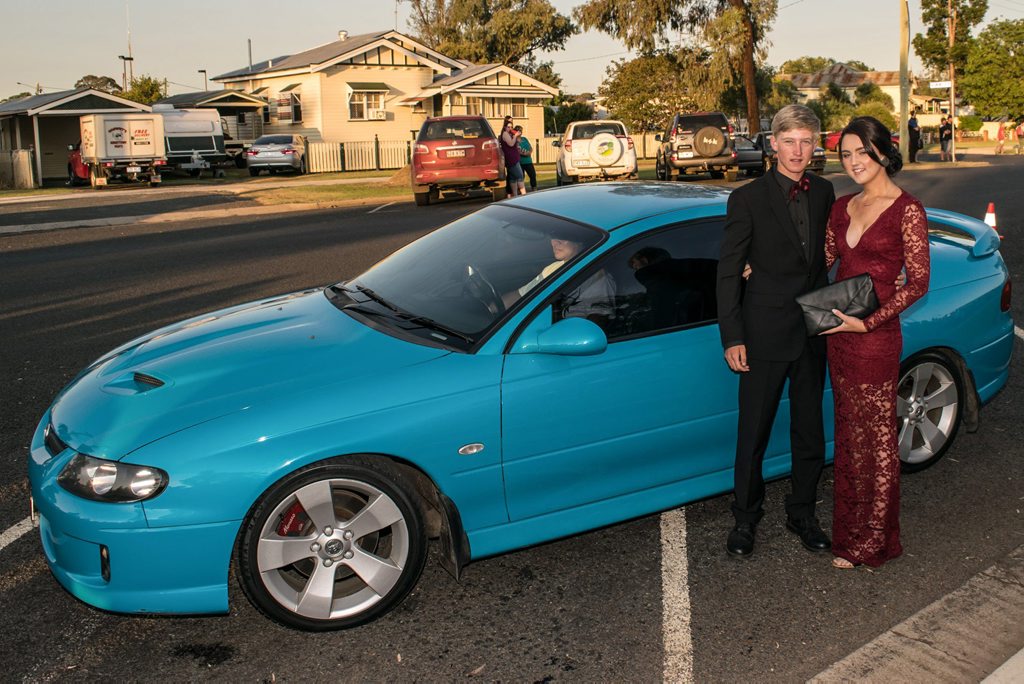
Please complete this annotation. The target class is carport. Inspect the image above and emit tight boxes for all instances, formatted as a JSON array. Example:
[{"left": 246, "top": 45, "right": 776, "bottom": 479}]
[{"left": 0, "top": 89, "right": 150, "bottom": 186}]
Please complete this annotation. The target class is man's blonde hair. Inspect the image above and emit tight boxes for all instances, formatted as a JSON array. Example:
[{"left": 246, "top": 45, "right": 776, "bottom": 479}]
[{"left": 771, "top": 104, "right": 821, "bottom": 138}]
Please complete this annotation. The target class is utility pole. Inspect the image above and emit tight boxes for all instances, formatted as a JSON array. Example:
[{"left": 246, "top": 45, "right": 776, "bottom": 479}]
[
  {"left": 899, "top": 0, "right": 910, "bottom": 161},
  {"left": 948, "top": 0, "right": 957, "bottom": 162}
]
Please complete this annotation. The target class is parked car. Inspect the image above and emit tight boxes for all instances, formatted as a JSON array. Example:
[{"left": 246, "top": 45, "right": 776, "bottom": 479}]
[
  {"left": 29, "top": 183, "right": 1013, "bottom": 631},
  {"left": 655, "top": 112, "right": 739, "bottom": 181},
  {"left": 246, "top": 134, "right": 308, "bottom": 176},
  {"left": 411, "top": 116, "right": 505, "bottom": 206},
  {"left": 735, "top": 132, "right": 827, "bottom": 176},
  {"left": 825, "top": 129, "right": 900, "bottom": 152},
  {"left": 553, "top": 120, "right": 638, "bottom": 185}
]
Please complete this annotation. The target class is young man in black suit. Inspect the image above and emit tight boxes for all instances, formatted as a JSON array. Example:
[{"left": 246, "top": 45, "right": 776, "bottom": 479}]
[{"left": 716, "top": 105, "right": 835, "bottom": 558}]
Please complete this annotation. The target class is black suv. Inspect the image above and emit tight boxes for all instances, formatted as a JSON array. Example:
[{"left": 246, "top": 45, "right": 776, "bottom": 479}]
[{"left": 655, "top": 112, "right": 738, "bottom": 181}]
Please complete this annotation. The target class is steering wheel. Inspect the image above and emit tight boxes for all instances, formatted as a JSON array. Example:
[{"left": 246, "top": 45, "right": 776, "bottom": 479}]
[{"left": 463, "top": 264, "right": 505, "bottom": 316}]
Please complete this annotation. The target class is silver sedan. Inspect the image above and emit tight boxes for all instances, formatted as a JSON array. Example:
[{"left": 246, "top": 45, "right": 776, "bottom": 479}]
[{"left": 246, "top": 134, "right": 308, "bottom": 176}]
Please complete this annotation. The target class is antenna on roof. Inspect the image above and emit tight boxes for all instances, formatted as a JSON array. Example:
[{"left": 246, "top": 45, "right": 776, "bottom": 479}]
[{"left": 395, "top": 0, "right": 399, "bottom": 30}]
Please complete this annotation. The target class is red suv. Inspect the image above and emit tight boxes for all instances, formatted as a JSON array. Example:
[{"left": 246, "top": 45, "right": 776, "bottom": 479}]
[{"left": 411, "top": 116, "right": 505, "bottom": 206}]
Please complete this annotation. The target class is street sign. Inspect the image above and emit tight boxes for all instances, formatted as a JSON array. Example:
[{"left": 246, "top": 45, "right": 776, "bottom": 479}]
[{"left": 930, "top": 80, "right": 952, "bottom": 88}]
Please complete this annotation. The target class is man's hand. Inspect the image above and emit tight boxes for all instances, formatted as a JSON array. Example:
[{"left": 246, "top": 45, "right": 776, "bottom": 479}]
[{"left": 724, "top": 344, "right": 750, "bottom": 372}]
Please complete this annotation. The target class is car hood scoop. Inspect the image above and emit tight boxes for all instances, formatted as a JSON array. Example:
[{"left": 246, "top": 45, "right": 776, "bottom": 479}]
[{"left": 50, "top": 289, "right": 449, "bottom": 460}]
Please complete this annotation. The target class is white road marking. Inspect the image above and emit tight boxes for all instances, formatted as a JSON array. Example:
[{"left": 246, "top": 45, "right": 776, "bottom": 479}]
[
  {"left": 1015, "top": 326, "right": 1023, "bottom": 341},
  {"left": 661, "top": 508, "right": 694, "bottom": 682},
  {"left": 368, "top": 201, "right": 397, "bottom": 214},
  {"left": 0, "top": 517, "right": 34, "bottom": 553}
]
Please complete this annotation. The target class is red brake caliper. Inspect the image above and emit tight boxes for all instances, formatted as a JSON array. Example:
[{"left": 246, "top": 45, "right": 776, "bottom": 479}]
[{"left": 276, "top": 501, "right": 309, "bottom": 536}]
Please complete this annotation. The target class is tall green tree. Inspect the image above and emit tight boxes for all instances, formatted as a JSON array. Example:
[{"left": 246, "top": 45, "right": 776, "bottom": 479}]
[
  {"left": 599, "top": 52, "right": 703, "bottom": 132},
  {"left": 807, "top": 83, "right": 854, "bottom": 131},
  {"left": 854, "top": 82, "right": 894, "bottom": 109},
  {"left": 912, "top": 0, "right": 988, "bottom": 80},
  {"left": 575, "top": 0, "right": 778, "bottom": 133},
  {"left": 121, "top": 75, "right": 165, "bottom": 105},
  {"left": 407, "top": 0, "right": 576, "bottom": 67},
  {"left": 545, "top": 101, "right": 594, "bottom": 135},
  {"left": 853, "top": 101, "right": 896, "bottom": 130},
  {"left": 960, "top": 19, "right": 1024, "bottom": 117},
  {"left": 517, "top": 54, "right": 564, "bottom": 90},
  {"left": 74, "top": 75, "right": 122, "bottom": 93}
]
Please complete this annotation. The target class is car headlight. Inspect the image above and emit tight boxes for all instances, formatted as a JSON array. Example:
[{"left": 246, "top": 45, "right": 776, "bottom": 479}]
[{"left": 57, "top": 453, "right": 168, "bottom": 503}]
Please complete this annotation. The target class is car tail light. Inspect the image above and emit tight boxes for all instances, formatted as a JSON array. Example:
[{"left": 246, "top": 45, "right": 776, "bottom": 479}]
[
  {"left": 281, "top": 148, "right": 295, "bottom": 155},
  {"left": 727, "top": 124, "right": 734, "bottom": 134},
  {"left": 564, "top": 139, "right": 572, "bottom": 152},
  {"left": 1001, "top": 277, "right": 1011, "bottom": 312},
  {"left": 671, "top": 127, "right": 677, "bottom": 137},
  {"left": 414, "top": 144, "right": 429, "bottom": 155},
  {"left": 103, "top": 162, "right": 115, "bottom": 167},
  {"left": 247, "top": 149, "right": 258, "bottom": 156},
  {"left": 153, "top": 160, "right": 166, "bottom": 166},
  {"left": 618, "top": 135, "right": 634, "bottom": 150},
  {"left": 482, "top": 138, "right": 498, "bottom": 151}
]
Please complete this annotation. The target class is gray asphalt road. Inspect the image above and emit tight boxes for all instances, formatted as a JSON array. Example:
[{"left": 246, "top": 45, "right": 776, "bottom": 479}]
[{"left": 1, "top": 159, "right": 1021, "bottom": 681}]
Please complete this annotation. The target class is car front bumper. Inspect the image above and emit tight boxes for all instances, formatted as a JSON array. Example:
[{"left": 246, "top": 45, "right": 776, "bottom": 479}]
[{"left": 27, "top": 413, "right": 237, "bottom": 615}]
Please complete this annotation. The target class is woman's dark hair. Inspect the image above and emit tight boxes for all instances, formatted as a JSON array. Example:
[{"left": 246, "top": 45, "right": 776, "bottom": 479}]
[{"left": 838, "top": 116, "right": 903, "bottom": 176}]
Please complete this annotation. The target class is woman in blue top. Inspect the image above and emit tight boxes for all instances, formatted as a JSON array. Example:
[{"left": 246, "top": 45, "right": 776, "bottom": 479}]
[{"left": 515, "top": 125, "right": 537, "bottom": 191}]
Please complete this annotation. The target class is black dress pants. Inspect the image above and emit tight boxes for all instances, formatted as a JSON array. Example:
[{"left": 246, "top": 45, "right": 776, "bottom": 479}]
[{"left": 731, "top": 341, "right": 826, "bottom": 525}]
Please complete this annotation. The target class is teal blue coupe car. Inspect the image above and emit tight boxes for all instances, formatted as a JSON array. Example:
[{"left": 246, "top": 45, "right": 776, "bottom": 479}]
[{"left": 29, "top": 183, "right": 1014, "bottom": 630}]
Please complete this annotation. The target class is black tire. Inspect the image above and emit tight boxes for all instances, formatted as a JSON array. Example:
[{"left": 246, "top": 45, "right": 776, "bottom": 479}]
[
  {"left": 897, "top": 352, "right": 964, "bottom": 473},
  {"left": 237, "top": 457, "right": 427, "bottom": 631},
  {"left": 414, "top": 191, "right": 430, "bottom": 206},
  {"left": 189, "top": 169, "right": 202, "bottom": 178},
  {"left": 249, "top": 167, "right": 260, "bottom": 177},
  {"left": 709, "top": 170, "right": 724, "bottom": 179},
  {"left": 299, "top": 157, "right": 307, "bottom": 175},
  {"left": 67, "top": 166, "right": 80, "bottom": 187}
]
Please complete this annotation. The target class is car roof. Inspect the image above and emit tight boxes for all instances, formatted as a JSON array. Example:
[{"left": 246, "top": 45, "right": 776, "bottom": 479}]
[{"left": 504, "top": 182, "right": 731, "bottom": 231}]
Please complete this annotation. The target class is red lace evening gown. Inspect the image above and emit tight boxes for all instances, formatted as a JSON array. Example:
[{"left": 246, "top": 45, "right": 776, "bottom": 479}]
[{"left": 825, "top": 192, "right": 930, "bottom": 567}]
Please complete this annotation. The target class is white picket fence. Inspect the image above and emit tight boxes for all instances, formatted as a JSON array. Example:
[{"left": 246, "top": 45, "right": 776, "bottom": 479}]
[{"left": 305, "top": 132, "right": 667, "bottom": 174}]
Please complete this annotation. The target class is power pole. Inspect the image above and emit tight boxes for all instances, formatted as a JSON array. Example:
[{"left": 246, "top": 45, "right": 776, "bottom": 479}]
[
  {"left": 948, "top": 0, "right": 957, "bottom": 162},
  {"left": 899, "top": 0, "right": 909, "bottom": 161}
]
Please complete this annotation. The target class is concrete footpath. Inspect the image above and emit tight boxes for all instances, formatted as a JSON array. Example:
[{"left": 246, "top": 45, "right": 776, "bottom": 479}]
[{"left": 812, "top": 544, "right": 1024, "bottom": 682}]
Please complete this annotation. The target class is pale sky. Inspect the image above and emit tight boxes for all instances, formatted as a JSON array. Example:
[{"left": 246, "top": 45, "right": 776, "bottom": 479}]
[{"left": 2, "top": 0, "right": 1021, "bottom": 100}]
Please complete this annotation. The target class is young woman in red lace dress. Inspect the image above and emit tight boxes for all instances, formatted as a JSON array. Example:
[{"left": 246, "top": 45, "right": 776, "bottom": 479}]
[{"left": 821, "top": 117, "right": 930, "bottom": 569}]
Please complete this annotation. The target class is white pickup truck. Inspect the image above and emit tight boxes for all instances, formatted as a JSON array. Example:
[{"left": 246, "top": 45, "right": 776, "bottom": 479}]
[{"left": 70, "top": 113, "right": 168, "bottom": 188}]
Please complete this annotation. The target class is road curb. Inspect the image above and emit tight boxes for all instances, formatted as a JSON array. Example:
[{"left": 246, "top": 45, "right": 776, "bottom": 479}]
[{"left": 811, "top": 544, "right": 1024, "bottom": 682}]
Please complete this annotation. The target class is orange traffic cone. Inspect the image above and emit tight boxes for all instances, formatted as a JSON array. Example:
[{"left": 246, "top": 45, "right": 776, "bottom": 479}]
[{"left": 984, "top": 202, "right": 1001, "bottom": 239}]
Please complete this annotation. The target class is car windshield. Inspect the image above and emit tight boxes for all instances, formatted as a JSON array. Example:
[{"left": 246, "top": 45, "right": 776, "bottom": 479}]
[
  {"left": 253, "top": 135, "right": 293, "bottom": 145},
  {"left": 420, "top": 119, "right": 493, "bottom": 141},
  {"left": 335, "top": 204, "right": 605, "bottom": 350},
  {"left": 571, "top": 122, "right": 626, "bottom": 139}
]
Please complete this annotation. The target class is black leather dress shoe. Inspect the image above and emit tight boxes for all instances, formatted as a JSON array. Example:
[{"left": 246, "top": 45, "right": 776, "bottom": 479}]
[
  {"left": 726, "top": 523, "right": 756, "bottom": 558},
  {"left": 786, "top": 517, "right": 831, "bottom": 552}
]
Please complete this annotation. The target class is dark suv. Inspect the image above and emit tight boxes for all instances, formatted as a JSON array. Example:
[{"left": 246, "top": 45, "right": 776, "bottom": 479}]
[{"left": 655, "top": 112, "right": 738, "bottom": 181}]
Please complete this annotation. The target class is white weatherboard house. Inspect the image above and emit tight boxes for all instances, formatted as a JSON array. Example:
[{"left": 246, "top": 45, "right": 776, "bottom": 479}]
[
  {"left": 780, "top": 63, "right": 915, "bottom": 110},
  {"left": 211, "top": 30, "right": 558, "bottom": 150}
]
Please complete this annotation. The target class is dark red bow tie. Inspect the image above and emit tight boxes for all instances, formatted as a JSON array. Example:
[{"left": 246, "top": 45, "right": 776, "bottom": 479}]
[{"left": 788, "top": 175, "right": 810, "bottom": 201}]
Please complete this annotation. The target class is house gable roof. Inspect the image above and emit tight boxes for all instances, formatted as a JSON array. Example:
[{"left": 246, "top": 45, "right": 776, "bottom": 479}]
[
  {"left": 433, "top": 64, "right": 559, "bottom": 97},
  {"left": 155, "top": 90, "right": 268, "bottom": 108},
  {"left": 212, "top": 30, "right": 463, "bottom": 82},
  {"left": 784, "top": 62, "right": 908, "bottom": 90},
  {"left": 0, "top": 88, "right": 149, "bottom": 116}
]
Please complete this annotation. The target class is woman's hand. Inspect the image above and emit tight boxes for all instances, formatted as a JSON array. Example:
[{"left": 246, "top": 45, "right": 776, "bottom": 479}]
[
  {"left": 821, "top": 309, "right": 868, "bottom": 335},
  {"left": 742, "top": 262, "right": 752, "bottom": 279}
]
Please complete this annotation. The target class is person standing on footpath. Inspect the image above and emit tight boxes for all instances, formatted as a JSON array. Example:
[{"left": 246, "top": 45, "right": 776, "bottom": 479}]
[
  {"left": 716, "top": 104, "right": 835, "bottom": 558},
  {"left": 939, "top": 117, "right": 953, "bottom": 161},
  {"left": 515, "top": 126, "right": 537, "bottom": 192},
  {"left": 907, "top": 113, "right": 920, "bottom": 163},
  {"left": 500, "top": 116, "right": 527, "bottom": 198},
  {"left": 995, "top": 121, "right": 1006, "bottom": 155}
]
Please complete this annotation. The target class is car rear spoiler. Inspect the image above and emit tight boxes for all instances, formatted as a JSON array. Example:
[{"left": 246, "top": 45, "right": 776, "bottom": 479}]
[{"left": 925, "top": 208, "right": 1001, "bottom": 258}]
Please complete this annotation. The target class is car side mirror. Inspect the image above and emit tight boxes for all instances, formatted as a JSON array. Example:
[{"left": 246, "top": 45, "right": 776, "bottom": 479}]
[
  {"left": 511, "top": 317, "right": 608, "bottom": 356},
  {"left": 552, "top": 140, "right": 561, "bottom": 148},
  {"left": 654, "top": 134, "right": 662, "bottom": 142}
]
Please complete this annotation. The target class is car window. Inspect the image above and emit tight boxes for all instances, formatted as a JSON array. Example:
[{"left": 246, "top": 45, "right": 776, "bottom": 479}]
[
  {"left": 734, "top": 135, "right": 754, "bottom": 150},
  {"left": 571, "top": 122, "right": 626, "bottom": 139},
  {"left": 676, "top": 116, "right": 728, "bottom": 132},
  {"left": 420, "top": 119, "right": 492, "bottom": 141},
  {"left": 551, "top": 219, "right": 724, "bottom": 341},
  {"left": 344, "top": 204, "right": 605, "bottom": 347},
  {"left": 253, "top": 135, "right": 293, "bottom": 145}
]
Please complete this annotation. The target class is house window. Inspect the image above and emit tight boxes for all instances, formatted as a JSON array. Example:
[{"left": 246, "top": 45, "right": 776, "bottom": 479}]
[
  {"left": 511, "top": 101, "right": 526, "bottom": 118},
  {"left": 262, "top": 106, "right": 270, "bottom": 124},
  {"left": 291, "top": 93, "right": 302, "bottom": 123},
  {"left": 465, "top": 97, "right": 483, "bottom": 116},
  {"left": 349, "top": 91, "right": 385, "bottom": 120},
  {"left": 236, "top": 111, "right": 247, "bottom": 125}
]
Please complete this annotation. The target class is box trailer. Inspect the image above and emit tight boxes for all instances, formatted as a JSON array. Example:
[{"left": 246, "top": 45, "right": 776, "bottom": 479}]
[
  {"left": 73, "top": 113, "right": 167, "bottom": 187},
  {"left": 154, "top": 104, "right": 228, "bottom": 176}
]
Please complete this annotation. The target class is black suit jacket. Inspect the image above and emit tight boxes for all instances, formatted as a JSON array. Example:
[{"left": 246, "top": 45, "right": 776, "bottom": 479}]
[{"left": 716, "top": 172, "right": 835, "bottom": 361}]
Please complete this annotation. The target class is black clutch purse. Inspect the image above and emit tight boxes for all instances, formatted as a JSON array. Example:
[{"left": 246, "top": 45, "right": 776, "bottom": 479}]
[{"left": 795, "top": 274, "right": 879, "bottom": 336}]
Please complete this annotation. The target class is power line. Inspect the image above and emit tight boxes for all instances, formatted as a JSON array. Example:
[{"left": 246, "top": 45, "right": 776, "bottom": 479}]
[{"left": 551, "top": 49, "right": 632, "bottom": 65}]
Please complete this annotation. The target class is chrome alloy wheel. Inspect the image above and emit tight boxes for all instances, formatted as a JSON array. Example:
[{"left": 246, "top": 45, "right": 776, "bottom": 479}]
[
  {"left": 896, "top": 357, "right": 961, "bottom": 471},
  {"left": 256, "top": 477, "right": 411, "bottom": 621}
]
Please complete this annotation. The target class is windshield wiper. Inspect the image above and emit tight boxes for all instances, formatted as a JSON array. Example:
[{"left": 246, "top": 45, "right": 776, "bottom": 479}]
[{"left": 337, "top": 283, "right": 474, "bottom": 344}]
